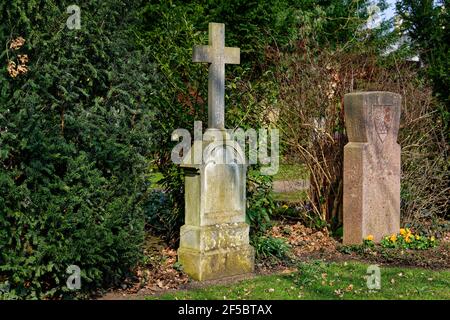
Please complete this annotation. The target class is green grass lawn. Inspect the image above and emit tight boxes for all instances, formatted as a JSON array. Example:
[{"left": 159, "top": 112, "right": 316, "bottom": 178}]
[
  {"left": 273, "top": 163, "right": 309, "bottom": 181},
  {"left": 149, "top": 261, "right": 450, "bottom": 300},
  {"left": 272, "top": 163, "right": 309, "bottom": 203},
  {"left": 272, "top": 190, "right": 308, "bottom": 202}
]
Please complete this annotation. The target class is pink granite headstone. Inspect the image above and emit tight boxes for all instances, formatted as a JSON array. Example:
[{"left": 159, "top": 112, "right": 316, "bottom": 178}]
[{"left": 343, "top": 91, "right": 401, "bottom": 244}]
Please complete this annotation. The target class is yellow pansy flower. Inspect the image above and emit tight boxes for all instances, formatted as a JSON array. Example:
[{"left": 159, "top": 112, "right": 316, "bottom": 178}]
[
  {"left": 390, "top": 234, "right": 397, "bottom": 242},
  {"left": 366, "top": 235, "right": 374, "bottom": 241},
  {"left": 400, "top": 228, "right": 406, "bottom": 236}
]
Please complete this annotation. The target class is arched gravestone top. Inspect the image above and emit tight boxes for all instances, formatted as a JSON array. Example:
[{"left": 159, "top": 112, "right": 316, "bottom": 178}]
[
  {"left": 203, "top": 138, "right": 246, "bottom": 166},
  {"left": 181, "top": 129, "right": 247, "bottom": 168}
]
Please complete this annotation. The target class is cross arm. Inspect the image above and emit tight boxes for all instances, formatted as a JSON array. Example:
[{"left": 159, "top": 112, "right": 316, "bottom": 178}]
[
  {"left": 193, "top": 45, "right": 211, "bottom": 63},
  {"left": 224, "top": 47, "right": 240, "bottom": 64}
]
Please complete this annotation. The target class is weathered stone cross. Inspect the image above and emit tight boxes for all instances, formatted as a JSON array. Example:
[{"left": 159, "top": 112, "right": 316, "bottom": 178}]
[
  {"left": 178, "top": 22, "right": 254, "bottom": 281},
  {"left": 193, "top": 22, "right": 240, "bottom": 129}
]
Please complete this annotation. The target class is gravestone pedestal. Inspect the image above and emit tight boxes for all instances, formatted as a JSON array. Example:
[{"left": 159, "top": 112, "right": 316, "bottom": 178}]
[
  {"left": 178, "top": 129, "right": 254, "bottom": 280},
  {"left": 343, "top": 92, "right": 401, "bottom": 244}
]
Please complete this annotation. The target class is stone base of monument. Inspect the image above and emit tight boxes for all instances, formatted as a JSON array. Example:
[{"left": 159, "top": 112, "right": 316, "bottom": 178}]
[
  {"left": 178, "top": 129, "right": 255, "bottom": 281},
  {"left": 343, "top": 143, "right": 401, "bottom": 243},
  {"left": 178, "top": 244, "right": 254, "bottom": 281}
]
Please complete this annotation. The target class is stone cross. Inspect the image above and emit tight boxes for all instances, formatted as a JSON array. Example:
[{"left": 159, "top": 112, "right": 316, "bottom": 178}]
[
  {"left": 193, "top": 22, "right": 240, "bottom": 129},
  {"left": 178, "top": 23, "right": 254, "bottom": 281},
  {"left": 343, "top": 91, "right": 401, "bottom": 244}
]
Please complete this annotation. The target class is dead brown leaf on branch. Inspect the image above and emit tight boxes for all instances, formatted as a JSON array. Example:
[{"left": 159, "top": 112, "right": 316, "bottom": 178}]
[
  {"left": 7, "top": 37, "right": 30, "bottom": 78},
  {"left": 9, "top": 36, "right": 25, "bottom": 50}
]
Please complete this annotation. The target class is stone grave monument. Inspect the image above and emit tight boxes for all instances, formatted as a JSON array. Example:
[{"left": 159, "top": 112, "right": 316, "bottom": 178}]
[
  {"left": 177, "top": 23, "right": 255, "bottom": 280},
  {"left": 343, "top": 91, "right": 401, "bottom": 244}
]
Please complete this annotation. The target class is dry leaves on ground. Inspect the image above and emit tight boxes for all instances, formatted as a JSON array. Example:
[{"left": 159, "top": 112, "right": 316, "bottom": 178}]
[
  {"left": 269, "top": 222, "right": 338, "bottom": 256},
  {"left": 120, "top": 244, "right": 189, "bottom": 295}
]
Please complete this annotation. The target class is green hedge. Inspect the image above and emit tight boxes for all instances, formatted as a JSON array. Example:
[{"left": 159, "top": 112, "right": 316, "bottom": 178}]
[{"left": 0, "top": 0, "right": 157, "bottom": 298}]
